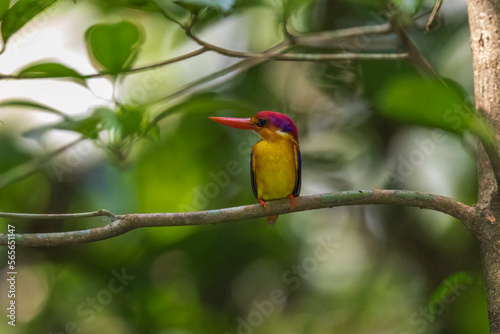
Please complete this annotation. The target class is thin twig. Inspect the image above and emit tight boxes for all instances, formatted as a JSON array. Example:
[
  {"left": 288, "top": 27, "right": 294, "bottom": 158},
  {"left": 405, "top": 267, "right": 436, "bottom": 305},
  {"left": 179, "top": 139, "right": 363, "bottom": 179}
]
[
  {"left": 0, "top": 189, "right": 478, "bottom": 247},
  {"left": 187, "top": 30, "right": 407, "bottom": 61},
  {"left": 147, "top": 41, "right": 293, "bottom": 125},
  {"left": 395, "top": 28, "right": 438, "bottom": 77},
  {"left": 427, "top": 0, "right": 444, "bottom": 31},
  {"left": 146, "top": 23, "right": 400, "bottom": 124},
  {"left": 0, "top": 209, "right": 115, "bottom": 220},
  {"left": 90, "top": 47, "right": 208, "bottom": 78},
  {"left": 0, "top": 23, "right": 397, "bottom": 81},
  {"left": 293, "top": 22, "right": 393, "bottom": 46},
  {"left": 0, "top": 48, "right": 208, "bottom": 80}
]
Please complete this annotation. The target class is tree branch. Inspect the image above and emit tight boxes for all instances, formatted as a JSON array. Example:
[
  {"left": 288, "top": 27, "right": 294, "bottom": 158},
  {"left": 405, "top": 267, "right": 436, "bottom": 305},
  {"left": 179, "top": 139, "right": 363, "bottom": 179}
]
[
  {"left": 187, "top": 29, "right": 408, "bottom": 61},
  {"left": 0, "top": 47, "right": 208, "bottom": 80},
  {"left": 147, "top": 22, "right": 401, "bottom": 122},
  {"left": 147, "top": 41, "right": 292, "bottom": 123},
  {"left": 0, "top": 23, "right": 401, "bottom": 81},
  {"left": 394, "top": 27, "right": 438, "bottom": 77},
  {"left": 292, "top": 22, "right": 393, "bottom": 46},
  {"left": 0, "top": 189, "right": 477, "bottom": 247},
  {"left": 0, "top": 209, "right": 114, "bottom": 220}
]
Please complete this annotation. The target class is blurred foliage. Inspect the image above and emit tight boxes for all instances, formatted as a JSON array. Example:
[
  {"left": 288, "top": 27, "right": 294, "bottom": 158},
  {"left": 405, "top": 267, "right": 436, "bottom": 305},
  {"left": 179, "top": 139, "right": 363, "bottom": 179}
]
[
  {"left": 1, "top": 0, "right": 58, "bottom": 45},
  {"left": 377, "top": 76, "right": 481, "bottom": 136},
  {"left": 0, "top": 0, "right": 489, "bottom": 333},
  {"left": 85, "top": 21, "right": 144, "bottom": 76}
]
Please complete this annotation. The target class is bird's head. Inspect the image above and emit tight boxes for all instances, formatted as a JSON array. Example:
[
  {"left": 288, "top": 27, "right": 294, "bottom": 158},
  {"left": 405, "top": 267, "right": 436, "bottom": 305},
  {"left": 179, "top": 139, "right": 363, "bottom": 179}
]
[{"left": 209, "top": 111, "right": 299, "bottom": 143}]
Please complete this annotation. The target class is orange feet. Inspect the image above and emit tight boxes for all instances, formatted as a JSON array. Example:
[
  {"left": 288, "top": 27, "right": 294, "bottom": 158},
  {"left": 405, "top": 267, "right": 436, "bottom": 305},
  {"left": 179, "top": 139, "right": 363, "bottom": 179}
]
[
  {"left": 258, "top": 198, "right": 268, "bottom": 212},
  {"left": 259, "top": 198, "right": 277, "bottom": 225},
  {"left": 288, "top": 194, "right": 295, "bottom": 211}
]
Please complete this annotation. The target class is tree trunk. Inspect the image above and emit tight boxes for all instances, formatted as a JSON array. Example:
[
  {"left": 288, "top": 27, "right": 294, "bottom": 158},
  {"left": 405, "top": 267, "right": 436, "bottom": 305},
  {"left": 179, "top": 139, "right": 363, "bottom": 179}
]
[{"left": 467, "top": 0, "right": 500, "bottom": 332}]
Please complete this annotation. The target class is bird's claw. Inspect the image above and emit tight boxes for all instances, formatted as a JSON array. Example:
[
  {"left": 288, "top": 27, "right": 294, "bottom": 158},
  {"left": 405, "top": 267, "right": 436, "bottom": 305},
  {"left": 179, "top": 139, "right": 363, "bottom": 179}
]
[
  {"left": 288, "top": 194, "right": 295, "bottom": 211},
  {"left": 258, "top": 198, "right": 269, "bottom": 212},
  {"left": 259, "top": 195, "right": 295, "bottom": 213}
]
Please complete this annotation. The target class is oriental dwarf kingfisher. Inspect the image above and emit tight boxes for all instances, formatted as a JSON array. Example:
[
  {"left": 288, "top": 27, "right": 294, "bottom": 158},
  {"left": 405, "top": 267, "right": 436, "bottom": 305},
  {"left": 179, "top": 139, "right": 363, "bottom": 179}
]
[{"left": 209, "top": 111, "right": 301, "bottom": 225}]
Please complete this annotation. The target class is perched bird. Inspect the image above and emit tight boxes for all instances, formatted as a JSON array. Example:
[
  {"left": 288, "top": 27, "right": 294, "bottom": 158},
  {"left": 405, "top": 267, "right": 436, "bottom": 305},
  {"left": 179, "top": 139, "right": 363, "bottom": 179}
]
[{"left": 209, "top": 111, "right": 301, "bottom": 225}]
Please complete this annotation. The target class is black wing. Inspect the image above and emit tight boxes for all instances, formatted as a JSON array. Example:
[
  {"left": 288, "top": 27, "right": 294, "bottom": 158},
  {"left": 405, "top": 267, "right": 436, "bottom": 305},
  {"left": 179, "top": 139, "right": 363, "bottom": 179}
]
[
  {"left": 293, "top": 146, "right": 301, "bottom": 197},
  {"left": 250, "top": 149, "right": 258, "bottom": 199}
]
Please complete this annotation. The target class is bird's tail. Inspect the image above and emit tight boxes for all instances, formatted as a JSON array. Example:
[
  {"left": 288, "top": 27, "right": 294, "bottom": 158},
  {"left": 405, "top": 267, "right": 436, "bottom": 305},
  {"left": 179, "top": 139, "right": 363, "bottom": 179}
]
[{"left": 266, "top": 215, "right": 279, "bottom": 225}]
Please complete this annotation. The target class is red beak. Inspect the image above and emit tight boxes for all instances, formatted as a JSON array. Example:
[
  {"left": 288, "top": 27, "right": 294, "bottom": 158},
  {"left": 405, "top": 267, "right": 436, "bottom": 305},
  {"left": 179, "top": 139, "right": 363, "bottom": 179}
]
[{"left": 209, "top": 117, "right": 255, "bottom": 130}]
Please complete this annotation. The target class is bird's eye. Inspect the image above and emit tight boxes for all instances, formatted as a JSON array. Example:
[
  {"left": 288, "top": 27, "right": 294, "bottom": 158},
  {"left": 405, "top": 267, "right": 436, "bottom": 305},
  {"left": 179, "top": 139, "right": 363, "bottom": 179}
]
[{"left": 256, "top": 119, "right": 268, "bottom": 127}]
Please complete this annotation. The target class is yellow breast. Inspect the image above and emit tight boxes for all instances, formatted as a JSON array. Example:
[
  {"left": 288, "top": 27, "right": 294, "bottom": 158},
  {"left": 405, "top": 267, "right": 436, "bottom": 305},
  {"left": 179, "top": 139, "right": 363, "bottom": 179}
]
[{"left": 252, "top": 137, "right": 297, "bottom": 201}]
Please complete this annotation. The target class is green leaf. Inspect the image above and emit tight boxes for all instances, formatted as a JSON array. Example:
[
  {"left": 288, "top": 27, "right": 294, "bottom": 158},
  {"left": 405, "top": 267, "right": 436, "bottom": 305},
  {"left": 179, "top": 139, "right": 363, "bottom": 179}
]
[
  {"left": 376, "top": 76, "right": 483, "bottom": 136},
  {"left": 92, "top": 105, "right": 145, "bottom": 139},
  {"left": 92, "top": 106, "right": 119, "bottom": 131},
  {"left": 427, "top": 272, "right": 475, "bottom": 318},
  {"left": 24, "top": 113, "right": 104, "bottom": 140},
  {"left": 56, "top": 115, "right": 103, "bottom": 138},
  {"left": 174, "top": 0, "right": 235, "bottom": 12},
  {"left": 0, "top": 99, "right": 72, "bottom": 121},
  {"left": 22, "top": 105, "right": 146, "bottom": 142},
  {"left": 1, "top": 0, "right": 57, "bottom": 45},
  {"left": 0, "top": 0, "right": 10, "bottom": 21},
  {"left": 85, "top": 21, "right": 144, "bottom": 75},
  {"left": 15, "top": 61, "right": 87, "bottom": 86},
  {"left": 117, "top": 105, "right": 144, "bottom": 139}
]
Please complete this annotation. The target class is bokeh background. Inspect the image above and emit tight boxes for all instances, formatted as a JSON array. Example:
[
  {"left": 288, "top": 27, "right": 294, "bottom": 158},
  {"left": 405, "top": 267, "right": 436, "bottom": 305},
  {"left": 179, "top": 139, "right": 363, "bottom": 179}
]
[{"left": 0, "top": 0, "right": 488, "bottom": 333}]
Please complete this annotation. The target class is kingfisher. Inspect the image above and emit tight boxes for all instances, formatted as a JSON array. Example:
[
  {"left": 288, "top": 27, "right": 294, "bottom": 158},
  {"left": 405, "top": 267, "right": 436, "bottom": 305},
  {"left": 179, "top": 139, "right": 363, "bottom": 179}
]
[{"left": 209, "top": 111, "right": 301, "bottom": 225}]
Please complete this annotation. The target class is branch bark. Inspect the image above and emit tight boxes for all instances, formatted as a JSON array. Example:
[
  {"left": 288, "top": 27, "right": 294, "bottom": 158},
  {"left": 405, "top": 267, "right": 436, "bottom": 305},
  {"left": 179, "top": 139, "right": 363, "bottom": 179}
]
[
  {"left": 0, "top": 189, "right": 477, "bottom": 247},
  {"left": 467, "top": 0, "right": 500, "bottom": 332}
]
